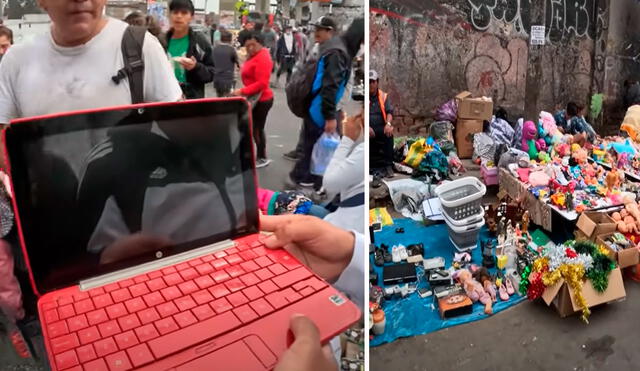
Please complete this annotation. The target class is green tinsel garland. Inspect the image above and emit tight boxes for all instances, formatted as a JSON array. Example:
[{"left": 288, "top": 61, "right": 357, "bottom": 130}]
[{"left": 570, "top": 240, "right": 615, "bottom": 293}]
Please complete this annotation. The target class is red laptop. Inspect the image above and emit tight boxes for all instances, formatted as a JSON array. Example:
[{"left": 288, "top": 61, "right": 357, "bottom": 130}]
[{"left": 4, "top": 98, "right": 361, "bottom": 370}]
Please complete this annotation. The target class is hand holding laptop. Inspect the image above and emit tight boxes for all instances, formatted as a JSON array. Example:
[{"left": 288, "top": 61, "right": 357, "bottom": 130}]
[{"left": 260, "top": 214, "right": 355, "bottom": 283}]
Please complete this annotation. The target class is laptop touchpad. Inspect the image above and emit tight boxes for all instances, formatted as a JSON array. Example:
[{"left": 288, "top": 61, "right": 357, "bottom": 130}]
[{"left": 175, "top": 335, "right": 277, "bottom": 370}]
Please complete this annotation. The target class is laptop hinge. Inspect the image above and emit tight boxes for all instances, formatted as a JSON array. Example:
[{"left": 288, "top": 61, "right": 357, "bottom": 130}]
[{"left": 79, "top": 239, "right": 235, "bottom": 291}]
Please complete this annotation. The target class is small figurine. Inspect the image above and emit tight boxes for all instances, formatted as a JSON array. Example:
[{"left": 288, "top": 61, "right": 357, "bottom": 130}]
[
  {"left": 521, "top": 210, "right": 530, "bottom": 233},
  {"left": 605, "top": 169, "right": 620, "bottom": 192},
  {"left": 565, "top": 192, "right": 574, "bottom": 210}
]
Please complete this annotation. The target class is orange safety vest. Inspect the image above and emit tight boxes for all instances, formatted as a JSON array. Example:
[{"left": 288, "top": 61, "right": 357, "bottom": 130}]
[{"left": 376, "top": 90, "right": 388, "bottom": 123}]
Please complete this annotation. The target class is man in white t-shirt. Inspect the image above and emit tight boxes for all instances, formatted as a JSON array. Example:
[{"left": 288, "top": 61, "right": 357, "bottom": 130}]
[{"left": 0, "top": 0, "right": 182, "bottom": 127}]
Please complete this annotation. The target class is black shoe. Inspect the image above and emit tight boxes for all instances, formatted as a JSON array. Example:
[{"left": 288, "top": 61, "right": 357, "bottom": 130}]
[
  {"left": 283, "top": 150, "right": 300, "bottom": 161},
  {"left": 381, "top": 244, "right": 392, "bottom": 263},
  {"left": 374, "top": 248, "right": 384, "bottom": 267},
  {"left": 384, "top": 166, "right": 395, "bottom": 179}
]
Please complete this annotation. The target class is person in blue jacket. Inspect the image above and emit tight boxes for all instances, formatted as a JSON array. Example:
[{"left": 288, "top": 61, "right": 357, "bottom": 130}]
[{"left": 288, "top": 16, "right": 363, "bottom": 190}]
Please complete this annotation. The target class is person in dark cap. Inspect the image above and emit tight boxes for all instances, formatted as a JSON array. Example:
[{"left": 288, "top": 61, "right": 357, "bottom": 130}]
[
  {"left": 162, "top": 0, "right": 215, "bottom": 99},
  {"left": 288, "top": 16, "right": 357, "bottom": 190}
]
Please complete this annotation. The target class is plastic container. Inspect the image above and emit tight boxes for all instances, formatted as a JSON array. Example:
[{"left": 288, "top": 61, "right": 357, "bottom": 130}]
[
  {"left": 480, "top": 164, "right": 498, "bottom": 185},
  {"left": 442, "top": 211, "right": 484, "bottom": 251},
  {"left": 310, "top": 132, "right": 341, "bottom": 176},
  {"left": 372, "top": 309, "right": 386, "bottom": 335},
  {"left": 441, "top": 205, "right": 485, "bottom": 227},
  {"left": 435, "top": 177, "right": 487, "bottom": 221}
]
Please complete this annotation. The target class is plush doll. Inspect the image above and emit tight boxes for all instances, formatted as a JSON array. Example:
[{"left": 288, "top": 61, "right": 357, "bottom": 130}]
[
  {"left": 538, "top": 151, "right": 551, "bottom": 164},
  {"left": 521, "top": 121, "right": 544, "bottom": 159},
  {"left": 555, "top": 143, "right": 570, "bottom": 158},
  {"left": 572, "top": 147, "right": 588, "bottom": 165},
  {"left": 539, "top": 111, "right": 563, "bottom": 144},
  {"left": 473, "top": 267, "right": 497, "bottom": 302},
  {"left": 454, "top": 269, "right": 493, "bottom": 315}
]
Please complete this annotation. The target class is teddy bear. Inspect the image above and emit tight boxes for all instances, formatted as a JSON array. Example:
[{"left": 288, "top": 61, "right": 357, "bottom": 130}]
[
  {"left": 454, "top": 269, "right": 493, "bottom": 315},
  {"left": 521, "top": 121, "right": 546, "bottom": 159}
]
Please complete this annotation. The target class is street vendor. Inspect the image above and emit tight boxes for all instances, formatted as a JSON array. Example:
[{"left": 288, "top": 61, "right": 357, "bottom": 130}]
[{"left": 555, "top": 102, "right": 597, "bottom": 143}]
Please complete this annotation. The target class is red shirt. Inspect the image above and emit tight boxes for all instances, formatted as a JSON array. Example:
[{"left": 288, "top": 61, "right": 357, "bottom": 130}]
[{"left": 240, "top": 48, "right": 274, "bottom": 102}]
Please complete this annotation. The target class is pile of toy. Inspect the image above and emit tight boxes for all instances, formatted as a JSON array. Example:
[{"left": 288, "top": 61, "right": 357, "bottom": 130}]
[{"left": 591, "top": 137, "right": 640, "bottom": 180}]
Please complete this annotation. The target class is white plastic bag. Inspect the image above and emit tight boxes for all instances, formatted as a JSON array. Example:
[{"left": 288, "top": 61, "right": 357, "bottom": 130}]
[{"left": 310, "top": 132, "right": 341, "bottom": 176}]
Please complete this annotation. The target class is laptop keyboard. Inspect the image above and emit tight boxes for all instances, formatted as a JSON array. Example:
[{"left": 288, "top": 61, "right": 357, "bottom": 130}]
[{"left": 40, "top": 240, "right": 329, "bottom": 371}]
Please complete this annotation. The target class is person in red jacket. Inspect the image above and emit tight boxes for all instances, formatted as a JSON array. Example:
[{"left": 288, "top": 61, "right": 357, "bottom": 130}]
[{"left": 231, "top": 32, "right": 274, "bottom": 168}]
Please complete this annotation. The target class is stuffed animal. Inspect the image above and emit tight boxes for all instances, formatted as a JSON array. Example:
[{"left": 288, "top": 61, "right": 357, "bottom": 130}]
[
  {"left": 572, "top": 147, "right": 588, "bottom": 165},
  {"left": 607, "top": 139, "right": 636, "bottom": 157},
  {"left": 522, "top": 121, "right": 544, "bottom": 159},
  {"left": 538, "top": 151, "right": 551, "bottom": 164},
  {"left": 539, "top": 111, "right": 563, "bottom": 144},
  {"left": 454, "top": 269, "right": 493, "bottom": 315},
  {"left": 555, "top": 143, "right": 570, "bottom": 158}
]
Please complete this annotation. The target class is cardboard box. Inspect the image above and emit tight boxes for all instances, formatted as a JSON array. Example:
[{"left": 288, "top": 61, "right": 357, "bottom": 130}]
[
  {"left": 455, "top": 119, "right": 483, "bottom": 159},
  {"left": 576, "top": 212, "right": 617, "bottom": 241},
  {"left": 456, "top": 91, "right": 494, "bottom": 121},
  {"left": 541, "top": 267, "right": 626, "bottom": 318},
  {"left": 596, "top": 233, "right": 640, "bottom": 268}
]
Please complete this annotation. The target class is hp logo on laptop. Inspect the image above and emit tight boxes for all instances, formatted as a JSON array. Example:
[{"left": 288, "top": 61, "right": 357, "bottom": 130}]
[{"left": 156, "top": 251, "right": 163, "bottom": 259}]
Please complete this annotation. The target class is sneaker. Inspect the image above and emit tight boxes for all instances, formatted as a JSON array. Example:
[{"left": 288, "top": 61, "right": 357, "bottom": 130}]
[
  {"left": 283, "top": 150, "right": 300, "bottom": 161},
  {"left": 255, "top": 158, "right": 272, "bottom": 168},
  {"left": 398, "top": 245, "right": 408, "bottom": 261},
  {"left": 298, "top": 181, "right": 315, "bottom": 188},
  {"left": 391, "top": 246, "right": 401, "bottom": 263}
]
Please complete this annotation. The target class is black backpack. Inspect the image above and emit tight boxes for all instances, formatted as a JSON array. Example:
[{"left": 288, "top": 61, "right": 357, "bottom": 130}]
[
  {"left": 285, "top": 40, "right": 349, "bottom": 118},
  {"left": 112, "top": 26, "right": 146, "bottom": 104}
]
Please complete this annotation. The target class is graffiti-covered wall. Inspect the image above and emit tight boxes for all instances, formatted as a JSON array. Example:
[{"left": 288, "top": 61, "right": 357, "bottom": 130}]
[{"left": 370, "top": 0, "right": 614, "bottom": 131}]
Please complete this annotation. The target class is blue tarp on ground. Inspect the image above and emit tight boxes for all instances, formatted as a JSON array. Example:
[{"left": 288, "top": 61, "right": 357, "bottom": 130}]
[{"left": 370, "top": 219, "right": 526, "bottom": 347}]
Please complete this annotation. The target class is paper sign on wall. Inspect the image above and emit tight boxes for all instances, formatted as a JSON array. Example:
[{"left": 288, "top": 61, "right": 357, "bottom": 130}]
[{"left": 531, "top": 25, "right": 546, "bottom": 45}]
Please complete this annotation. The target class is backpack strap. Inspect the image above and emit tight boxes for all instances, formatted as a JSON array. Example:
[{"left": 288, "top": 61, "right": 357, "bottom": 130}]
[{"left": 112, "top": 26, "right": 146, "bottom": 104}]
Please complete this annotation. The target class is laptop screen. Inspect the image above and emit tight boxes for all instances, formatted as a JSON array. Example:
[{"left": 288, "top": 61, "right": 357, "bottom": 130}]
[{"left": 5, "top": 99, "right": 259, "bottom": 294}]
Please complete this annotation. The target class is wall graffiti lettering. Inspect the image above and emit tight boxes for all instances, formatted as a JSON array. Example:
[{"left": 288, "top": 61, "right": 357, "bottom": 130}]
[{"left": 467, "top": 0, "right": 597, "bottom": 42}]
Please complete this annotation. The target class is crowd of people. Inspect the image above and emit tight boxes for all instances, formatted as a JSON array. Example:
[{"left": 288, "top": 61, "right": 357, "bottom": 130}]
[{"left": 0, "top": 0, "right": 364, "bottom": 368}]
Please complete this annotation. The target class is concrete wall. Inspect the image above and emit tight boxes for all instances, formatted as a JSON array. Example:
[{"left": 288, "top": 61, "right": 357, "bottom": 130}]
[{"left": 369, "top": 0, "right": 632, "bottom": 133}]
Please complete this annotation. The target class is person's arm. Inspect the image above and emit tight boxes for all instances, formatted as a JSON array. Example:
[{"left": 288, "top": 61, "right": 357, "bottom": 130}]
[
  {"left": 142, "top": 32, "right": 183, "bottom": 102},
  {"left": 0, "top": 51, "right": 18, "bottom": 169},
  {"left": 322, "top": 138, "right": 363, "bottom": 197},
  {"left": 240, "top": 55, "right": 272, "bottom": 97},
  {"left": 332, "top": 231, "right": 364, "bottom": 309},
  {"left": 384, "top": 97, "right": 394, "bottom": 136},
  {"left": 320, "top": 51, "right": 348, "bottom": 123},
  {"left": 188, "top": 35, "right": 215, "bottom": 84}
]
